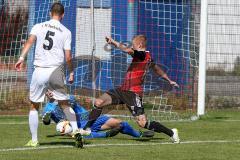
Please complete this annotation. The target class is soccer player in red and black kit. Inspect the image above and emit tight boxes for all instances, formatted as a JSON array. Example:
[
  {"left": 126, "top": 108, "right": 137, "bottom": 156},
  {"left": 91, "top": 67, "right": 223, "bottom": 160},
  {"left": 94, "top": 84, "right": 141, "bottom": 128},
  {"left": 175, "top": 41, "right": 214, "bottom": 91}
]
[{"left": 82, "top": 35, "right": 180, "bottom": 143}]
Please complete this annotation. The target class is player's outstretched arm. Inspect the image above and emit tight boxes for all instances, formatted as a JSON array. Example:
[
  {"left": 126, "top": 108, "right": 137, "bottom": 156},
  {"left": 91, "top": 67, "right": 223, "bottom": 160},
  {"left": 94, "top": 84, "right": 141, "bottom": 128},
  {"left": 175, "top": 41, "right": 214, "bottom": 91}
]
[
  {"left": 105, "top": 36, "right": 134, "bottom": 55},
  {"left": 15, "top": 35, "right": 36, "bottom": 71},
  {"left": 151, "top": 63, "right": 179, "bottom": 88}
]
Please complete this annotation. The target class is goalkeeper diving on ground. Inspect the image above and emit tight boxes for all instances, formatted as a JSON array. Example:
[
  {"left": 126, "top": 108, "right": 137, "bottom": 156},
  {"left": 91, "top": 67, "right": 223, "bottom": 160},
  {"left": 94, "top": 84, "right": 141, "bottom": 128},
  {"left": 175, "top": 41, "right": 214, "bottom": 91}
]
[{"left": 42, "top": 93, "right": 154, "bottom": 147}]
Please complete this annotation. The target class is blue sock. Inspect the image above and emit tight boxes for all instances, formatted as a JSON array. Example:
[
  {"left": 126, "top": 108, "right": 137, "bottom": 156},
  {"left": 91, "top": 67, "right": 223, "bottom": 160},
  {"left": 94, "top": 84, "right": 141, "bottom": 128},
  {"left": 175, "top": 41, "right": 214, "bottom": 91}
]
[
  {"left": 120, "top": 122, "right": 140, "bottom": 137},
  {"left": 84, "top": 132, "right": 106, "bottom": 139}
]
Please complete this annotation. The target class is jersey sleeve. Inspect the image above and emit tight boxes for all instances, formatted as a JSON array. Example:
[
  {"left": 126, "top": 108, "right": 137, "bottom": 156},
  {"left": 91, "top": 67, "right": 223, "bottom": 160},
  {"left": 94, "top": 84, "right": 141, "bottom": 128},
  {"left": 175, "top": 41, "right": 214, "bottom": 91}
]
[
  {"left": 132, "top": 51, "right": 146, "bottom": 61},
  {"left": 30, "top": 24, "right": 39, "bottom": 36},
  {"left": 64, "top": 31, "right": 72, "bottom": 50}
]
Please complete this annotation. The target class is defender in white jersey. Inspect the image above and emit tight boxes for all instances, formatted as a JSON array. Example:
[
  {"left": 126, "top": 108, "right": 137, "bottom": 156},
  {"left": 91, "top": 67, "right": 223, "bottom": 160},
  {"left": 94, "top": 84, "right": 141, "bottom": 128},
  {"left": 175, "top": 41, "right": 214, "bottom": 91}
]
[{"left": 15, "top": 2, "right": 79, "bottom": 147}]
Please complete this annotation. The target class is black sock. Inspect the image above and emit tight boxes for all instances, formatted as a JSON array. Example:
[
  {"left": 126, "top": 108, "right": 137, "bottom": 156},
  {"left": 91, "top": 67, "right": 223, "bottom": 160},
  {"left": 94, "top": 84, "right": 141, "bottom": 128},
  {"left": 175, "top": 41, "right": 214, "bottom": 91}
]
[
  {"left": 83, "top": 107, "right": 102, "bottom": 129},
  {"left": 144, "top": 121, "right": 173, "bottom": 137},
  {"left": 105, "top": 128, "right": 121, "bottom": 137}
]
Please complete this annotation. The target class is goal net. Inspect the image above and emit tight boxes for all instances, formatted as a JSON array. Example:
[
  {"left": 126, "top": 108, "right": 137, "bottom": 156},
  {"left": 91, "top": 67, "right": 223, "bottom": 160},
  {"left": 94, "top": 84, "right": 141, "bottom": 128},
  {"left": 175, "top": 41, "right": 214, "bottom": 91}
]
[{"left": 0, "top": 0, "right": 201, "bottom": 120}]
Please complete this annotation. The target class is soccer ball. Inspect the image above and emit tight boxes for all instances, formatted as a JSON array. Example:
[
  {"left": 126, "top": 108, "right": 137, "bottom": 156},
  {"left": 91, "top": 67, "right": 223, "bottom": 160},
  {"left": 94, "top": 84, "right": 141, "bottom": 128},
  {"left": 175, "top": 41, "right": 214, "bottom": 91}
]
[{"left": 56, "top": 120, "right": 73, "bottom": 135}]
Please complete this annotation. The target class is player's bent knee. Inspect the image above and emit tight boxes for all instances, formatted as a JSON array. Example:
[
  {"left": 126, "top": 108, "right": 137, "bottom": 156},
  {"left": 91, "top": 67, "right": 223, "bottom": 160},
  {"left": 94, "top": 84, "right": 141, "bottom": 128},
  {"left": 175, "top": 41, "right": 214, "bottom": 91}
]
[
  {"left": 113, "top": 118, "right": 122, "bottom": 127},
  {"left": 106, "top": 118, "right": 122, "bottom": 128}
]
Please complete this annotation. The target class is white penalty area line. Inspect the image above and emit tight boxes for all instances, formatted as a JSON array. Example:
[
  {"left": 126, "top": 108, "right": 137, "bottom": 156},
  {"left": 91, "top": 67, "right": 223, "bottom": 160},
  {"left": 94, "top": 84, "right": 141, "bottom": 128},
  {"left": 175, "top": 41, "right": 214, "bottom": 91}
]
[
  {"left": 0, "top": 122, "right": 54, "bottom": 125},
  {"left": 0, "top": 122, "right": 28, "bottom": 125},
  {"left": 223, "top": 119, "right": 240, "bottom": 122},
  {"left": 1, "top": 140, "right": 240, "bottom": 152}
]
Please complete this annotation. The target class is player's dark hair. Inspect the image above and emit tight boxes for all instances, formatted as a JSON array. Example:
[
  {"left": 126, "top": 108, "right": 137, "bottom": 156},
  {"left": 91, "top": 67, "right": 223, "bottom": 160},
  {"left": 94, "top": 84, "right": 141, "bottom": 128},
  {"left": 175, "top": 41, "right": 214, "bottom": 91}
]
[{"left": 51, "top": 2, "right": 64, "bottom": 16}]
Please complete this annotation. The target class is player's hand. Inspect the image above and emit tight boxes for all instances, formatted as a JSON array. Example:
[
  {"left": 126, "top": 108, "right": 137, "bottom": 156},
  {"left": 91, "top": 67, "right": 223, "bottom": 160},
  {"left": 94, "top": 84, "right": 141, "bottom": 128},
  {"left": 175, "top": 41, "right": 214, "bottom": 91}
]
[
  {"left": 15, "top": 57, "right": 24, "bottom": 71},
  {"left": 169, "top": 81, "right": 179, "bottom": 88},
  {"left": 105, "top": 36, "right": 113, "bottom": 44},
  {"left": 68, "top": 72, "right": 74, "bottom": 84}
]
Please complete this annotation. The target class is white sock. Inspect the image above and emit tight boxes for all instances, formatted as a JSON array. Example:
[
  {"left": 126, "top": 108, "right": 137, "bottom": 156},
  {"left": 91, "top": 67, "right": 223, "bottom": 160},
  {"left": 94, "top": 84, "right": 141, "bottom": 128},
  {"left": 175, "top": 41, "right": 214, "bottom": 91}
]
[
  {"left": 29, "top": 110, "right": 38, "bottom": 142},
  {"left": 63, "top": 107, "right": 78, "bottom": 132}
]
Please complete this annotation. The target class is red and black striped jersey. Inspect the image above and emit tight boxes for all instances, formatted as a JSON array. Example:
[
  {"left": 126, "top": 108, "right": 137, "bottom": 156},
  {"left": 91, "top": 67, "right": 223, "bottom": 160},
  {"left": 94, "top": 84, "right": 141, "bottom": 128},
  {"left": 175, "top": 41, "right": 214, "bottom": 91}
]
[{"left": 120, "top": 51, "right": 152, "bottom": 96}]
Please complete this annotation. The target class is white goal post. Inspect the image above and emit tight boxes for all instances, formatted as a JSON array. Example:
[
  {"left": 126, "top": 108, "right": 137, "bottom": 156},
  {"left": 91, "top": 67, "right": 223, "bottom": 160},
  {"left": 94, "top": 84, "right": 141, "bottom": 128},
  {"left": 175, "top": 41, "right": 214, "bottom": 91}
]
[{"left": 198, "top": 0, "right": 208, "bottom": 116}]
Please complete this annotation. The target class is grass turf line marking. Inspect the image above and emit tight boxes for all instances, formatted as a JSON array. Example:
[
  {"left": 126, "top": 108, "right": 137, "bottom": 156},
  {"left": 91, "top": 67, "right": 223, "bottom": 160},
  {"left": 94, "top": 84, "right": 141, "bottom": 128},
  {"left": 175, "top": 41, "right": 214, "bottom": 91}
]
[
  {"left": 0, "top": 122, "right": 28, "bottom": 125},
  {"left": 0, "top": 122, "right": 55, "bottom": 125},
  {"left": 1, "top": 140, "right": 240, "bottom": 152}
]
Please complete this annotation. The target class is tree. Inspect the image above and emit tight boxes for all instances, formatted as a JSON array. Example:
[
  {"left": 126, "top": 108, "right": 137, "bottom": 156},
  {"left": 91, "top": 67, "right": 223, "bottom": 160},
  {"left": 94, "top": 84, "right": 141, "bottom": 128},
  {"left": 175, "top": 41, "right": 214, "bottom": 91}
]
[
  {"left": 0, "top": 3, "right": 28, "bottom": 57},
  {"left": 232, "top": 56, "right": 240, "bottom": 76}
]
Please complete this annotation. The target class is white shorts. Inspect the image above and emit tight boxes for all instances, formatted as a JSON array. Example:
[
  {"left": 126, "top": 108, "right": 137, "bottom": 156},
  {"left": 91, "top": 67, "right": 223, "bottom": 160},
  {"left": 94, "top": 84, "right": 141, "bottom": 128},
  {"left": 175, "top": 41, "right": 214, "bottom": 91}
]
[{"left": 30, "top": 66, "right": 69, "bottom": 102}]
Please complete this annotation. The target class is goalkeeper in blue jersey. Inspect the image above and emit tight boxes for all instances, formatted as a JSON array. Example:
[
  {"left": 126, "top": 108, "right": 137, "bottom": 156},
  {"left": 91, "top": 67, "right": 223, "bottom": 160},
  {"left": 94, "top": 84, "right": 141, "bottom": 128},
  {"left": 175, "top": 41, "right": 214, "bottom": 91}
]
[{"left": 42, "top": 95, "right": 154, "bottom": 140}]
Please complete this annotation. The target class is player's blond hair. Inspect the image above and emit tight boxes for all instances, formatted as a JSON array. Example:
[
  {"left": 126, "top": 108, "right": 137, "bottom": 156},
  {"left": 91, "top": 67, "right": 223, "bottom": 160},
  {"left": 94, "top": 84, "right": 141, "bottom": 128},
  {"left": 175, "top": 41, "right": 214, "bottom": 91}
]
[{"left": 133, "top": 35, "right": 147, "bottom": 48}]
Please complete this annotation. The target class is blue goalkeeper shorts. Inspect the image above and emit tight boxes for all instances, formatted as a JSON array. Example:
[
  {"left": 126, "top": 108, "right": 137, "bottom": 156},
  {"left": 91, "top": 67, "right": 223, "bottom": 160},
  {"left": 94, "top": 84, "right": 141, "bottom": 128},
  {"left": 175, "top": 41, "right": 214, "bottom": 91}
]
[{"left": 90, "top": 115, "right": 110, "bottom": 132}]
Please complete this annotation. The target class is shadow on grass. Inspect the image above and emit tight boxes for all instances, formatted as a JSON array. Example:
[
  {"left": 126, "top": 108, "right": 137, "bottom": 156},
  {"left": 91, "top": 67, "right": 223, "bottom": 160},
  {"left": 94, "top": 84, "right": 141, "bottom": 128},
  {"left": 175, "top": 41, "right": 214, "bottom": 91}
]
[
  {"left": 40, "top": 141, "right": 74, "bottom": 146},
  {"left": 46, "top": 134, "right": 62, "bottom": 138},
  {"left": 113, "top": 137, "right": 165, "bottom": 142},
  {"left": 45, "top": 135, "right": 93, "bottom": 145},
  {"left": 44, "top": 134, "right": 166, "bottom": 146},
  {"left": 46, "top": 134, "right": 74, "bottom": 140},
  {"left": 200, "top": 115, "right": 231, "bottom": 121},
  {"left": 214, "top": 116, "right": 230, "bottom": 119}
]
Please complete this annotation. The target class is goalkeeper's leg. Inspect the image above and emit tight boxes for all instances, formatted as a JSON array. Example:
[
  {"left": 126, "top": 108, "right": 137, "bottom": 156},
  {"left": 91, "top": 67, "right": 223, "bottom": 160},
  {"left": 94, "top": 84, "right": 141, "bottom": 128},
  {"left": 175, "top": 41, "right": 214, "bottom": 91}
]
[
  {"left": 119, "top": 121, "right": 141, "bottom": 137},
  {"left": 119, "top": 121, "right": 154, "bottom": 138},
  {"left": 101, "top": 118, "right": 153, "bottom": 138}
]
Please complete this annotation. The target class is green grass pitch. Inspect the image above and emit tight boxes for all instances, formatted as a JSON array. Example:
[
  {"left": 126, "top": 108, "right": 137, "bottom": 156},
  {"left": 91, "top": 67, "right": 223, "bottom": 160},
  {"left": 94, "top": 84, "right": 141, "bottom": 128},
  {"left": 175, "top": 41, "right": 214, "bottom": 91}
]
[{"left": 0, "top": 110, "right": 240, "bottom": 160}]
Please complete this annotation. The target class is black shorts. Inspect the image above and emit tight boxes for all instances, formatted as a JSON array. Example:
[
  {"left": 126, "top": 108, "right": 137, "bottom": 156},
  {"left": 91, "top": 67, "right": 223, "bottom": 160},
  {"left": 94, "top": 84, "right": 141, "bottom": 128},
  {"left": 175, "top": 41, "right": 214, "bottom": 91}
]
[{"left": 106, "top": 88, "right": 144, "bottom": 116}]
